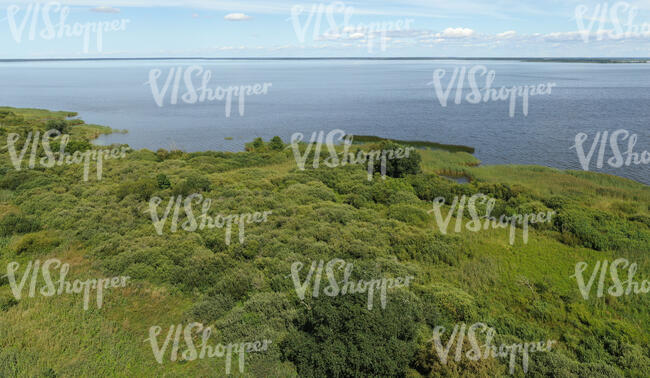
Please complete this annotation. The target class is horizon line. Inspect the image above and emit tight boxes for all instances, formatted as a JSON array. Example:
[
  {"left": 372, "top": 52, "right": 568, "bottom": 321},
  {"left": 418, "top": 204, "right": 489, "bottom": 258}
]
[{"left": 1, "top": 56, "right": 650, "bottom": 63}]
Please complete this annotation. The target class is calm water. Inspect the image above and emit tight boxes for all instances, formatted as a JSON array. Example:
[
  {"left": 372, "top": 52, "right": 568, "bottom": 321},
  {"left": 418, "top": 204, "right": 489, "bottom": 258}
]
[{"left": 0, "top": 59, "right": 648, "bottom": 184}]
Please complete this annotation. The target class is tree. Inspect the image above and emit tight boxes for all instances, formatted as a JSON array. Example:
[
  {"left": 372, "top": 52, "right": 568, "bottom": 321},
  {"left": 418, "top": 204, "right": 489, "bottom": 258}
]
[
  {"left": 281, "top": 293, "right": 422, "bottom": 377},
  {"left": 372, "top": 141, "right": 422, "bottom": 178},
  {"left": 269, "top": 136, "right": 284, "bottom": 150},
  {"left": 156, "top": 174, "right": 171, "bottom": 189},
  {"left": 46, "top": 119, "right": 69, "bottom": 134}
]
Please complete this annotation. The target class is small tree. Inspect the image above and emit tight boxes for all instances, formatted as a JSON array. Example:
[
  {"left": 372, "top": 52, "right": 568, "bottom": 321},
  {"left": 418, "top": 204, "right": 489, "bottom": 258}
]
[
  {"left": 252, "top": 137, "right": 264, "bottom": 149},
  {"left": 46, "top": 119, "right": 69, "bottom": 134},
  {"left": 156, "top": 174, "right": 171, "bottom": 189},
  {"left": 269, "top": 136, "right": 284, "bottom": 150},
  {"left": 372, "top": 141, "right": 422, "bottom": 178}
]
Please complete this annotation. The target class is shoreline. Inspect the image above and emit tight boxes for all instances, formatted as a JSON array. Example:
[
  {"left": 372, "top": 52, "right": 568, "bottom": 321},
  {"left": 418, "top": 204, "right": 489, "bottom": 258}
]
[{"left": 2, "top": 106, "right": 648, "bottom": 187}]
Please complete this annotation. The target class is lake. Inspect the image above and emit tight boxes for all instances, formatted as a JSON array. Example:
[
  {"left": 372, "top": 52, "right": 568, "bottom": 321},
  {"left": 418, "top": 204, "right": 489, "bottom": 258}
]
[{"left": 0, "top": 59, "right": 648, "bottom": 184}]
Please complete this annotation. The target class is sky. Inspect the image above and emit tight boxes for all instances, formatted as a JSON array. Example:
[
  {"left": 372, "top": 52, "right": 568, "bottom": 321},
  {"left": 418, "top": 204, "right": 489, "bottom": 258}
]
[{"left": 0, "top": 0, "right": 649, "bottom": 58}]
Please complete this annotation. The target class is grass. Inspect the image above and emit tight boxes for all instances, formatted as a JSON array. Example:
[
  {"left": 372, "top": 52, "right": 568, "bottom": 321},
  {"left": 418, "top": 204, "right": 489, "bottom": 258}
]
[{"left": 348, "top": 135, "right": 476, "bottom": 153}]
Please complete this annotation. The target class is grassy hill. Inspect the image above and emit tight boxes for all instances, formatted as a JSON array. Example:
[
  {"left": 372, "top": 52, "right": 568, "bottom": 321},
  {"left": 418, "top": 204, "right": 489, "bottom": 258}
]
[{"left": 0, "top": 107, "right": 648, "bottom": 377}]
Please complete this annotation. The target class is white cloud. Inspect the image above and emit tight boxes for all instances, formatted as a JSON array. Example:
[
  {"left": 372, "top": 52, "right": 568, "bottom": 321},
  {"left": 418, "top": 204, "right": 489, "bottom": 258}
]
[
  {"left": 90, "top": 6, "right": 120, "bottom": 14},
  {"left": 224, "top": 13, "right": 252, "bottom": 21},
  {"left": 436, "top": 27, "right": 475, "bottom": 38},
  {"left": 497, "top": 30, "right": 516, "bottom": 39}
]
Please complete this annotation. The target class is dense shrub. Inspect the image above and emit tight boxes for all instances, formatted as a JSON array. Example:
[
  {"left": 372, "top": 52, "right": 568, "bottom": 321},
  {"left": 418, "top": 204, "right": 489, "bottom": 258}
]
[
  {"left": 554, "top": 206, "right": 650, "bottom": 251},
  {"left": 156, "top": 173, "right": 171, "bottom": 189},
  {"left": 282, "top": 292, "right": 422, "bottom": 377},
  {"left": 46, "top": 119, "right": 69, "bottom": 134},
  {"left": 187, "top": 294, "right": 235, "bottom": 324},
  {"left": 408, "top": 174, "right": 460, "bottom": 202},
  {"left": 387, "top": 204, "right": 429, "bottom": 226},
  {"left": 0, "top": 213, "right": 40, "bottom": 236},
  {"left": 269, "top": 136, "right": 284, "bottom": 150},
  {"left": 0, "top": 110, "right": 24, "bottom": 125},
  {"left": 0, "top": 171, "right": 35, "bottom": 190},
  {"left": 171, "top": 174, "right": 211, "bottom": 196},
  {"left": 9, "top": 230, "right": 61, "bottom": 256},
  {"left": 116, "top": 178, "right": 158, "bottom": 200},
  {"left": 371, "top": 141, "right": 422, "bottom": 178},
  {"left": 0, "top": 295, "right": 18, "bottom": 312}
]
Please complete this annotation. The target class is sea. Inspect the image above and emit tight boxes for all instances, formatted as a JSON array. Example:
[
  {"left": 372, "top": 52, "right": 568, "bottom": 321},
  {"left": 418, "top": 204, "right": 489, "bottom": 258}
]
[{"left": 0, "top": 58, "right": 648, "bottom": 184}]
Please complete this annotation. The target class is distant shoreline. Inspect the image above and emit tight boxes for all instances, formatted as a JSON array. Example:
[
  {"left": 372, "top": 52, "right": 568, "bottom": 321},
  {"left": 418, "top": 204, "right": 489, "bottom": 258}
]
[{"left": 1, "top": 57, "right": 649, "bottom": 64}]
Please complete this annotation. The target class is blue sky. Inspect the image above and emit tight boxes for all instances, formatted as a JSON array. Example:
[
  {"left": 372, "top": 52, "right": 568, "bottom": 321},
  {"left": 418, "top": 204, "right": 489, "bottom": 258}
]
[{"left": 1, "top": 0, "right": 649, "bottom": 58}]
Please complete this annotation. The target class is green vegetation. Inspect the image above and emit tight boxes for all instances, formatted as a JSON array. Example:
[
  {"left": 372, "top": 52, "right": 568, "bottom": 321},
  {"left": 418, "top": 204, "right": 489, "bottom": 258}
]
[
  {"left": 349, "top": 135, "right": 475, "bottom": 153},
  {"left": 0, "top": 108, "right": 648, "bottom": 377}
]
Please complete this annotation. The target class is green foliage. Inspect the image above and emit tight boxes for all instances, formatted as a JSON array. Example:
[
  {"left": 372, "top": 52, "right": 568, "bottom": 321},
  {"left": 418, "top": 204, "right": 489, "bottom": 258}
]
[
  {"left": 0, "top": 110, "right": 24, "bottom": 125},
  {"left": 372, "top": 141, "right": 422, "bottom": 179},
  {"left": 155, "top": 149, "right": 186, "bottom": 161},
  {"left": 9, "top": 231, "right": 61, "bottom": 256},
  {"left": 407, "top": 174, "right": 465, "bottom": 202},
  {"left": 387, "top": 204, "right": 429, "bottom": 226},
  {"left": 0, "top": 295, "right": 18, "bottom": 312},
  {"left": 171, "top": 174, "right": 211, "bottom": 196},
  {"left": 155, "top": 173, "right": 171, "bottom": 189},
  {"left": 555, "top": 205, "right": 650, "bottom": 251},
  {"left": 116, "top": 178, "right": 158, "bottom": 200},
  {"left": 282, "top": 293, "right": 422, "bottom": 377},
  {"left": 269, "top": 136, "right": 284, "bottom": 150},
  {"left": 0, "top": 213, "right": 40, "bottom": 236},
  {"left": 50, "top": 139, "right": 92, "bottom": 154},
  {"left": 0, "top": 171, "right": 37, "bottom": 191},
  {"left": 46, "top": 119, "right": 69, "bottom": 134},
  {"left": 187, "top": 295, "right": 235, "bottom": 324},
  {"left": 0, "top": 107, "right": 648, "bottom": 377}
]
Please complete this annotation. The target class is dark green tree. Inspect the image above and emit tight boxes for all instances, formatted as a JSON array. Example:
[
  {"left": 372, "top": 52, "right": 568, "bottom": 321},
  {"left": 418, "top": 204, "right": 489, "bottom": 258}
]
[
  {"left": 372, "top": 141, "right": 422, "bottom": 178},
  {"left": 269, "top": 136, "right": 284, "bottom": 150},
  {"left": 46, "top": 119, "right": 69, "bottom": 134},
  {"left": 281, "top": 293, "right": 422, "bottom": 377},
  {"left": 156, "top": 174, "right": 171, "bottom": 189}
]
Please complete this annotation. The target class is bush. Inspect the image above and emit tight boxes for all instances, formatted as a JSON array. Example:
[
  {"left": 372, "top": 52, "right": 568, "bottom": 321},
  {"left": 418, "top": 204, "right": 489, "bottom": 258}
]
[
  {"left": 269, "top": 136, "right": 284, "bottom": 150},
  {"left": 9, "top": 231, "right": 61, "bottom": 256},
  {"left": 46, "top": 119, "right": 69, "bottom": 134},
  {"left": 408, "top": 174, "right": 459, "bottom": 202},
  {"left": 156, "top": 173, "right": 171, "bottom": 189},
  {"left": 0, "top": 295, "right": 18, "bottom": 312},
  {"left": 0, "top": 213, "right": 40, "bottom": 236},
  {"left": 282, "top": 293, "right": 422, "bottom": 377},
  {"left": 187, "top": 295, "right": 235, "bottom": 324},
  {"left": 387, "top": 204, "right": 429, "bottom": 226},
  {"left": 172, "top": 175, "right": 211, "bottom": 196},
  {"left": 0, "top": 171, "right": 35, "bottom": 191},
  {"left": 372, "top": 141, "right": 422, "bottom": 178},
  {"left": 554, "top": 206, "right": 650, "bottom": 251},
  {"left": 116, "top": 178, "right": 158, "bottom": 200}
]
